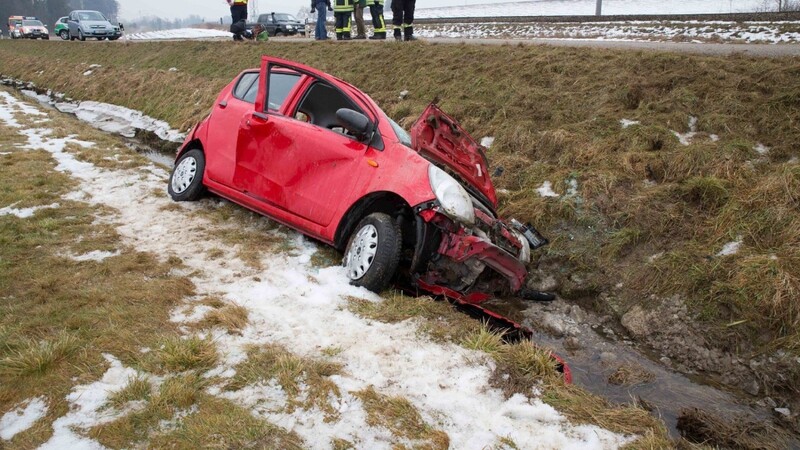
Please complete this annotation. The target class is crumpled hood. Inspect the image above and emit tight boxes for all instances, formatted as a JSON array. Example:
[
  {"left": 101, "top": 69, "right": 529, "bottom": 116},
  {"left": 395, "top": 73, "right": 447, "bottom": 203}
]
[{"left": 410, "top": 103, "right": 497, "bottom": 208}]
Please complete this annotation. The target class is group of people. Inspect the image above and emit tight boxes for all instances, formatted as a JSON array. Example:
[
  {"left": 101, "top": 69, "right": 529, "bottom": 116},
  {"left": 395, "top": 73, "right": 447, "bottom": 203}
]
[
  {"left": 226, "top": 0, "right": 415, "bottom": 43},
  {"left": 311, "top": 0, "right": 416, "bottom": 41}
]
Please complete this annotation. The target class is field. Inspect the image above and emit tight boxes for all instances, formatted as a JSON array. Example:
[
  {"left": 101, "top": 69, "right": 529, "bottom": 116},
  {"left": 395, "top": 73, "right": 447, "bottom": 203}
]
[{"left": 0, "top": 38, "right": 799, "bottom": 447}]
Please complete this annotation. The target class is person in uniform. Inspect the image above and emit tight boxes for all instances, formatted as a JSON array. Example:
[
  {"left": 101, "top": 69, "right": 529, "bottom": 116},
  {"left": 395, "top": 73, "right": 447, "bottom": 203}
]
[
  {"left": 227, "top": 0, "right": 249, "bottom": 41},
  {"left": 333, "top": 0, "right": 354, "bottom": 40},
  {"left": 391, "top": 0, "right": 415, "bottom": 41},
  {"left": 367, "top": 0, "right": 386, "bottom": 39}
]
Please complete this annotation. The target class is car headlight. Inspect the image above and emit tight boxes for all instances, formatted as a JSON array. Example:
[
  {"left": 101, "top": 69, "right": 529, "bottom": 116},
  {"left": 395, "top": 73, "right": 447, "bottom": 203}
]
[{"left": 428, "top": 164, "right": 475, "bottom": 226}]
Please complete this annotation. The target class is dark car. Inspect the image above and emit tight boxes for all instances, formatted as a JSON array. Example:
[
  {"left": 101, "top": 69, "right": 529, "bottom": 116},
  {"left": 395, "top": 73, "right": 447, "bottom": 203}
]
[
  {"left": 67, "top": 10, "right": 122, "bottom": 41},
  {"left": 247, "top": 12, "right": 304, "bottom": 36}
]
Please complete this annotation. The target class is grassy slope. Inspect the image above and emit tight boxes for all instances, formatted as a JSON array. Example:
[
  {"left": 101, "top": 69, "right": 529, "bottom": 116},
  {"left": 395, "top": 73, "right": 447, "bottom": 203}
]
[{"left": 1, "top": 39, "right": 798, "bottom": 382}]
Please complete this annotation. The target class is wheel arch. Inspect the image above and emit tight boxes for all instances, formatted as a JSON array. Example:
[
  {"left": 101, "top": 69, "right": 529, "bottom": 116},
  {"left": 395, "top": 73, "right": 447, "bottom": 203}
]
[
  {"left": 334, "top": 191, "right": 414, "bottom": 252},
  {"left": 176, "top": 138, "right": 204, "bottom": 161}
]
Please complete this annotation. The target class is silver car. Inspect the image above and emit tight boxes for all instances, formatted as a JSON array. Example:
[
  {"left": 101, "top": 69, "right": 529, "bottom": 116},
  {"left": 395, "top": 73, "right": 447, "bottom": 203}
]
[{"left": 67, "top": 10, "right": 122, "bottom": 41}]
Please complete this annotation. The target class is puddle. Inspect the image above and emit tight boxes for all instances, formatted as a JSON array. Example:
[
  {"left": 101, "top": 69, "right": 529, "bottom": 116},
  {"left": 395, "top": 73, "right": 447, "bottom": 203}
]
[{"left": 483, "top": 296, "right": 789, "bottom": 441}]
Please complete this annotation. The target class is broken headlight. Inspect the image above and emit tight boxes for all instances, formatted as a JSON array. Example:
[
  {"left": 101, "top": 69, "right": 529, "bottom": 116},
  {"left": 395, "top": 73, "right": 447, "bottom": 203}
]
[{"left": 428, "top": 164, "right": 475, "bottom": 227}]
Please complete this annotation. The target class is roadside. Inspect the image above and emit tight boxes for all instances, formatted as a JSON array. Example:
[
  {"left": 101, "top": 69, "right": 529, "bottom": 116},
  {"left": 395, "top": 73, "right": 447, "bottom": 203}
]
[
  {"left": 0, "top": 87, "right": 669, "bottom": 447},
  {"left": 1, "top": 39, "right": 798, "bottom": 447}
]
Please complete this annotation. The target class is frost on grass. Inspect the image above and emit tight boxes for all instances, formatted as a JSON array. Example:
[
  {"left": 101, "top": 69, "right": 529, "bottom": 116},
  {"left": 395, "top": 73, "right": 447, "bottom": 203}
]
[
  {"left": 717, "top": 237, "right": 743, "bottom": 257},
  {"left": 536, "top": 181, "right": 560, "bottom": 198},
  {"left": 0, "top": 202, "right": 60, "bottom": 218},
  {"left": 0, "top": 397, "right": 48, "bottom": 441},
  {"left": 40, "top": 354, "right": 138, "bottom": 450}
]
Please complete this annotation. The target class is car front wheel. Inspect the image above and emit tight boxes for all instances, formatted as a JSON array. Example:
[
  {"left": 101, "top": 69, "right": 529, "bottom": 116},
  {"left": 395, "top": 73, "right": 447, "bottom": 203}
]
[
  {"left": 78, "top": 30, "right": 85, "bottom": 41},
  {"left": 168, "top": 149, "right": 206, "bottom": 201},
  {"left": 343, "top": 213, "right": 401, "bottom": 293}
]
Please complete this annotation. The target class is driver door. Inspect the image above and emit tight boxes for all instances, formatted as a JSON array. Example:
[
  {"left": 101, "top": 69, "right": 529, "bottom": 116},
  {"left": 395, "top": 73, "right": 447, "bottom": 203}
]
[{"left": 232, "top": 57, "right": 374, "bottom": 227}]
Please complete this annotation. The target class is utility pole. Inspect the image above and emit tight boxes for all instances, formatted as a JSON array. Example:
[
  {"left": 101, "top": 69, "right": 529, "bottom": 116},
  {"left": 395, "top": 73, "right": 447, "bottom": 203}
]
[
  {"left": 595, "top": 0, "right": 602, "bottom": 16},
  {"left": 250, "top": 0, "right": 258, "bottom": 19}
]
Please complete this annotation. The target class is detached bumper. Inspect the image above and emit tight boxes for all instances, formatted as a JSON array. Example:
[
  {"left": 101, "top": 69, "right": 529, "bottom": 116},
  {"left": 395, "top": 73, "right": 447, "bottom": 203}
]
[{"left": 437, "top": 231, "right": 527, "bottom": 292}]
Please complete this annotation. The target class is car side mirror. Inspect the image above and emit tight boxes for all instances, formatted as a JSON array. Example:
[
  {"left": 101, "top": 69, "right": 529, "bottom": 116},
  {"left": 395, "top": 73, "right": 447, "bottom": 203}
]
[{"left": 336, "top": 108, "right": 373, "bottom": 141}]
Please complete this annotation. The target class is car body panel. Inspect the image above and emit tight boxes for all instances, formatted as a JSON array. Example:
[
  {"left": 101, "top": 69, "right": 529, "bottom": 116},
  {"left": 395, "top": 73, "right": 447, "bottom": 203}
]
[
  {"left": 54, "top": 17, "right": 68, "bottom": 35},
  {"left": 411, "top": 103, "right": 498, "bottom": 208}
]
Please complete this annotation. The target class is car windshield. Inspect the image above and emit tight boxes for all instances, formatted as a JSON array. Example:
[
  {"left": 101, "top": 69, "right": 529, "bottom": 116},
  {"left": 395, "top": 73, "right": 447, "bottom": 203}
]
[
  {"left": 78, "top": 12, "right": 106, "bottom": 21},
  {"left": 23, "top": 20, "right": 43, "bottom": 26},
  {"left": 383, "top": 113, "right": 412, "bottom": 148},
  {"left": 274, "top": 14, "right": 296, "bottom": 21}
]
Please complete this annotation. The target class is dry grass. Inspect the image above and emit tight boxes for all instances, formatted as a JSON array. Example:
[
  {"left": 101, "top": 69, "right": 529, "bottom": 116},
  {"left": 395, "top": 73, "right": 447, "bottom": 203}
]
[
  {"left": 194, "top": 302, "right": 250, "bottom": 334},
  {"left": 676, "top": 408, "right": 790, "bottom": 450},
  {"left": 152, "top": 336, "right": 219, "bottom": 373},
  {"left": 0, "top": 331, "right": 80, "bottom": 377},
  {"left": 354, "top": 386, "right": 450, "bottom": 449},
  {"left": 608, "top": 364, "right": 656, "bottom": 386},
  {"left": 225, "top": 344, "right": 342, "bottom": 418}
]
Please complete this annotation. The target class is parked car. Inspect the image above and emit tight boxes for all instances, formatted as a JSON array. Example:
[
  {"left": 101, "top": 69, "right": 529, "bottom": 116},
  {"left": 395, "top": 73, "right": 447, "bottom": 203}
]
[
  {"left": 247, "top": 12, "right": 304, "bottom": 36},
  {"left": 67, "top": 10, "right": 122, "bottom": 41},
  {"left": 168, "top": 56, "right": 550, "bottom": 303},
  {"left": 55, "top": 16, "right": 69, "bottom": 40},
  {"left": 7, "top": 16, "right": 26, "bottom": 39},
  {"left": 17, "top": 18, "right": 49, "bottom": 39}
]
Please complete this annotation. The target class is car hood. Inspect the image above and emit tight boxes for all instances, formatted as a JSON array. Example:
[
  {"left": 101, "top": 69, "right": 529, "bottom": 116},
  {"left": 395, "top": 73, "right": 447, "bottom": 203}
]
[
  {"left": 410, "top": 103, "right": 497, "bottom": 208},
  {"left": 81, "top": 20, "right": 113, "bottom": 27}
]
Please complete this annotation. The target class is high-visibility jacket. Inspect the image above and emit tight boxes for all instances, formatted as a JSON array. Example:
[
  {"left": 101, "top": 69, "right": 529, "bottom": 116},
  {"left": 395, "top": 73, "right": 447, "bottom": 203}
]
[
  {"left": 231, "top": 0, "right": 248, "bottom": 5},
  {"left": 333, "top": 0, "right": 354, "bottom": 13}
]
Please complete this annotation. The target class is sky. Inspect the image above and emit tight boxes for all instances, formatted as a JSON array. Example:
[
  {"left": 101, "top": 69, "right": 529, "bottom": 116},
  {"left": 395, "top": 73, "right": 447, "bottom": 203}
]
[{"left": 117, "top": 0, "right": 766, "bottom": 23}]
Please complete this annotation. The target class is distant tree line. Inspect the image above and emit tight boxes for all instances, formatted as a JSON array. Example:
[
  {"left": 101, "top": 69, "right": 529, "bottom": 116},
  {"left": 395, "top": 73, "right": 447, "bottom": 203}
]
[
  {"left": 757, "top": 0, "right": 800, "bottom": 11},
  {"left": 2, "top": 0, "right": 119, "bottom": 31}
]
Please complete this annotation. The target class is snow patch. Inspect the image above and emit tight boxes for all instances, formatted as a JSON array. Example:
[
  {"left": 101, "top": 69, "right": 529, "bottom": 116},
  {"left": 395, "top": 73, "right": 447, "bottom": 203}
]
[
  {"left": 480, "top": 136, "right": 495, "bottom": 148},
  {"left": 71, "top": 101, "right": 185, "bottom": 142},
  {"left": 83, "top": 70, "right": 93, "bottom": 76},
  {"left": 0, "top": 202, "right": 60, "bottom": 219},
  {"left": 536, "top": 181, "right": 560, "bottom": 198},
  {"left": 39, "top": 354, "right": 137, "bottom": 450},
  {"left": 673, "top": 116, "right": 698, "bottom": 146},
  {"left": 124, "top": 28, "right": 233, "bottom": 41},
  {"left": 717, "top": 237, "right": 743, "bottom": 257},
  {"left": 0, "top": 397, "right": 48, "bottom": 441},
  {"left": 754, "top": 143, "right": 770, "bottom": 155},
  {"left": 68, "top": 250, "right": 121, "bottom": 262},
  {"left": 620, "top": 118, "right": 639, "bottom": 128}
]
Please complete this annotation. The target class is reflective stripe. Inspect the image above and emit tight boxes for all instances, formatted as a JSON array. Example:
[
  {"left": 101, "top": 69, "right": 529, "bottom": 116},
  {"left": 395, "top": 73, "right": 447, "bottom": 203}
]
[
  {"left": 375, "top": 15, "right": 385, "bottom": 32},
  {"left": 233, "top": 0, "right": 248, "bottom": 4}
]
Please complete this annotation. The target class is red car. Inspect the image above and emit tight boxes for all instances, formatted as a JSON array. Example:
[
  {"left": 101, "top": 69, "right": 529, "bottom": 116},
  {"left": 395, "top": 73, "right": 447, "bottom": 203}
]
[{"left": 168, "top": 56, "right": 550, "bottom": 304}]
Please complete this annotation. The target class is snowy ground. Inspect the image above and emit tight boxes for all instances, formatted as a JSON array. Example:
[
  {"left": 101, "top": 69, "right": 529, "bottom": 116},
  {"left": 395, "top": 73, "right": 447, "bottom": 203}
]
[
  {"left": 414, "top": 20, "right": 800, "bottom": 43},
  {"left": 123, "top": 28, "right": 233, "bottom": 41},
  {"left": 0, "top": 88, "right": 632, "bottom": 448}
]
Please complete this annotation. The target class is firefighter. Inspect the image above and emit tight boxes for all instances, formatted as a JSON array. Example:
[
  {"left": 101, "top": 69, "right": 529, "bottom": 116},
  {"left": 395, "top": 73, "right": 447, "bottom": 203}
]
[
  {"left": 333, "top": 0, "right": 354, "bottom": 40},
  {"left": 367, "top": 0, "right": 386, "bottom": 40},
  {"left": 391, "top": 0, "right": 415, "bottom": 41},
  {"left": 227, "top": 0, "right": 249, "bottom": 41}
]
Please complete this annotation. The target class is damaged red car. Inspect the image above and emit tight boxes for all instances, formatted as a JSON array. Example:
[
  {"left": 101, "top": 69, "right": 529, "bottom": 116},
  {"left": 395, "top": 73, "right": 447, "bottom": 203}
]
[{"left": 168, "top": 56, "right": 550, "bottom": 305}]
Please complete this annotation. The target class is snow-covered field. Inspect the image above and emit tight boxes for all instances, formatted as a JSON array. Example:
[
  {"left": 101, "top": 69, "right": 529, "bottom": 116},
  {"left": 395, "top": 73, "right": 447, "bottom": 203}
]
[
  {"left": 123, "top": 28, "right": 233, "bottom": 40},
  {"left": 415, "top": 20, "right": 800, "bottom": 43},
  {"left": 0, "top": 88, "right": 632, "bottom": 448},
  {"left": 412, "top": 0, "right": 770, "bottom": 18}
]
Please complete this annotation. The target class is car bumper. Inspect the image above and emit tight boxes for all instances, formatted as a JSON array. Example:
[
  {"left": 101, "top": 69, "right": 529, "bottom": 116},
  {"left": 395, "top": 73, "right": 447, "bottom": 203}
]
[
  {"left": 84, "top": 30, "right": 121, "bottom": 37},
  {"left": 21, "top": 33, "right": 48, "bottom": 38}
]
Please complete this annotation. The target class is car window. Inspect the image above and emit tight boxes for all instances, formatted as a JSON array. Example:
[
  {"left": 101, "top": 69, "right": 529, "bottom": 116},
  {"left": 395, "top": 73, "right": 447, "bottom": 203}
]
[
  {"left": 294, "top": 81, "right": 365, "bottom": 138},
  {"left": 274, "top": 14, "right": 296, "bottom": 21},
  {"left": 78, "top": 12, "right": 106, "bottom": 21},
  {"left": 233, "top": 72, "right": 258, "bottom": 102},
  {"left": 384, "top": 113, "right": 412, "bottom": 147},
  {"left": 23, "top": 20, "right": 43, "bottom": 26},
  {"left": 267, "top": 70, "right": 301, "bottom": 111}
]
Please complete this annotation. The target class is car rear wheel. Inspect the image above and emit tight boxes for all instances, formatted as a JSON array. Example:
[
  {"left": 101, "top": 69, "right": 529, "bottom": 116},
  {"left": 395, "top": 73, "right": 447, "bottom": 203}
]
[
  {"left": 343, "top": 213, "right": 401, "bottom": 293},
  {"left": 168, "top": 149, "right": 206, "bottom": 201},
  {"left": 59, "top": 30, "right": 69, "bottom": 40}
]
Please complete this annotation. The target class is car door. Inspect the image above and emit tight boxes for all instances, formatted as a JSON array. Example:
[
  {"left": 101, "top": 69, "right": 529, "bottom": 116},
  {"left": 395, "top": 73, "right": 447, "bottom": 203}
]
[
  {"left": 232, "top": 57, "right": 374, "bottom": 227},
  {"left": 203, "top": 71, "right": 259, "bottom": 186},
  {"left": 67, "top": 12, "right": 78, "bottom": 35}
]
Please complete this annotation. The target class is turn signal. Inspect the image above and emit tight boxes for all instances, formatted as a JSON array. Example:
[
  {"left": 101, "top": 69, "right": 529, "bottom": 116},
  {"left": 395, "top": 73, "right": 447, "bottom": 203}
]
[{"left": 367, "top": 160, "right": 379, "bottom": 167}]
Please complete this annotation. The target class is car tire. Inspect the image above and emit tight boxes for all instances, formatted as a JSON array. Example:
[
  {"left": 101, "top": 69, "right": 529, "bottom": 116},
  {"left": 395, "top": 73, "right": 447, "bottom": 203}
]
[
  {"left": 109, "top": 36, "right": 119, "bottom": 41},
  {"left": 275, "top": 30, "right": 284, "bottom": 37},
  {"left": 59, "top": 30, "right": 69, "bottom": 40},
  {"left": 343, "top": 213, "right": 401, "bottom": 293},
  {"left": 168, "top": 149, "right": 206, "bottom": 201},
  {"left": 97, "top": 37, "right": 105, "bottom": 40},
  {"left": 78, "top": 30, "right": 85, "bottom": 41}
]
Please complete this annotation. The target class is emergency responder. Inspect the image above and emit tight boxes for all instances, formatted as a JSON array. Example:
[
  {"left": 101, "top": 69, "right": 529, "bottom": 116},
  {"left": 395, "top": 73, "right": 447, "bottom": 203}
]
[
  {"left": 353, "top": 0, "right": 367, "bottom": 39},
  {"left": 310, "top": 0, "right": 333, "bottom": 40},
  {"left": 367, "top": 0, "right": 386, "bottom": 40},
  {"left": 391, "top": 0, "right": 415, "bottom": 41},
  {"left": 333, "top": 0, "right": 354, "bottom": 40},
  {"left": 227, "top": 0, "right": 248, "bottom": 41}
]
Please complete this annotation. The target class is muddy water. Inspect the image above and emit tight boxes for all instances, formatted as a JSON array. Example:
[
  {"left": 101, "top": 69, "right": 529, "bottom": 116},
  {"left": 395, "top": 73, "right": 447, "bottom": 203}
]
[{"left": 483, "top": 296, "right": 773, "bottom": 438}]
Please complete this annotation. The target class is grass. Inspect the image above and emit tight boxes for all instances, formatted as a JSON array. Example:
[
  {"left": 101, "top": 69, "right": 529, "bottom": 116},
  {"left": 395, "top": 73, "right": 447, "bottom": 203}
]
[
  {"left": 152, "top": 335, "right": 219, "bottom": 373},
  {"left": 354, "top": 386, "right": 450, "bottom": 449}
]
